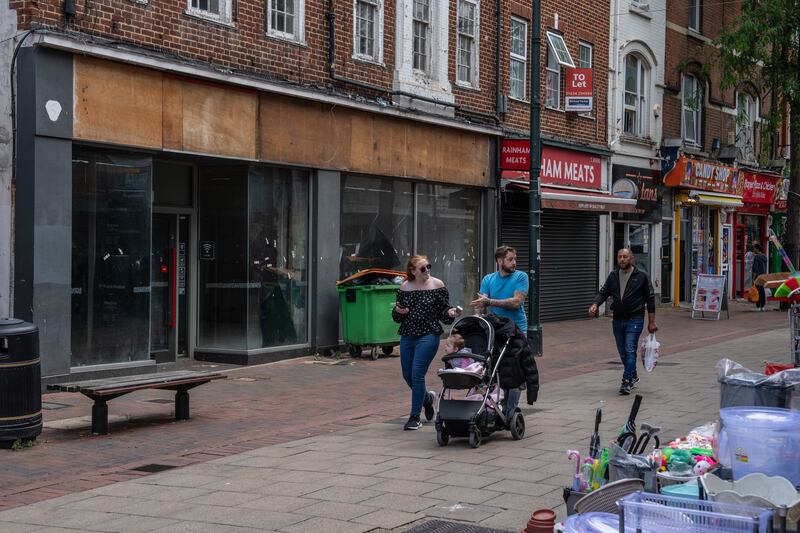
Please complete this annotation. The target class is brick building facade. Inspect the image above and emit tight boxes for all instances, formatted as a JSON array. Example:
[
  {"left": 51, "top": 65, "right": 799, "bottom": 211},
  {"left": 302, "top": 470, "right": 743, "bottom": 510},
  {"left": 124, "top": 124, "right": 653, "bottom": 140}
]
[
  {"left": 2, "top": 0, "right": 615, "bottom": 379},
  {"left": 661, "top": 0, "right": 785, "bottom": 306}
]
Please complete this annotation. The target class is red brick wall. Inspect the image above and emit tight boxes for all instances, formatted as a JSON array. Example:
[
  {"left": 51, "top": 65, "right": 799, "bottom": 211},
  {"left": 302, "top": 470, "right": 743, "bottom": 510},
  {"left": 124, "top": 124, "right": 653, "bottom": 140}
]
[
  {"left": 662, "top": 0, "right": 766, "bottom": 158},
  {"left": 11, "top": 0, "right": 606, "bottom": 146}
]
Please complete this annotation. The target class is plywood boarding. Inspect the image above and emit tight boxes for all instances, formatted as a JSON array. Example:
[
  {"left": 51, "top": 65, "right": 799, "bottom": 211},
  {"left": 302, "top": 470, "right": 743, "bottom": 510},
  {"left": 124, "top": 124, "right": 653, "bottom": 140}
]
[
  {"left": 162, "top": 77, "right": 183, "bottom": 151},
  {"left": 259, "top": 94, "right": 491, "bottom": 187},
  {"left": 73, "top": 56, "right": 163, "bottom": 149},
  {"left": 181, "top": 81, "right": 257, "bottom": 159}
]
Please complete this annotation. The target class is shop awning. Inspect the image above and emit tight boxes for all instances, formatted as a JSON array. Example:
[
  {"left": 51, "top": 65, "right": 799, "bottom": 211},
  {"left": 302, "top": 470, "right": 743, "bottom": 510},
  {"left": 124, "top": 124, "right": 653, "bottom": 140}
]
[
  {"left": 688, "top": 190, "right": 744, "bottom": 207},
  {"left": 542, "top": 188, "right": 639, "bottom": 213}
]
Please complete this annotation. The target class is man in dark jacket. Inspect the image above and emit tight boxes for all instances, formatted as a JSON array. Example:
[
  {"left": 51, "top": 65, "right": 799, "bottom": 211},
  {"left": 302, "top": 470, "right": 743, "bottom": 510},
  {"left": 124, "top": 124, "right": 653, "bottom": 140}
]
[
  {"left": 751, "top": 243, "right": 768, "bottom": 311},
  {"left": 589, "top": 248, "right": 658, "bottom": 395}
]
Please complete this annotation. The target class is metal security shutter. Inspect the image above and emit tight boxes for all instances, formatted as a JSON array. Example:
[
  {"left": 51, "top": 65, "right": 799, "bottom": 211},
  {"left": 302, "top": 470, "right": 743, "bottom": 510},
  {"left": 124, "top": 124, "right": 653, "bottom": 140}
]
[
  {"left": 540, "top": 210, "right": 599, "bottom": 321},
  {"left": 500, "top": 194, "right": 598, "bottom": 322}
]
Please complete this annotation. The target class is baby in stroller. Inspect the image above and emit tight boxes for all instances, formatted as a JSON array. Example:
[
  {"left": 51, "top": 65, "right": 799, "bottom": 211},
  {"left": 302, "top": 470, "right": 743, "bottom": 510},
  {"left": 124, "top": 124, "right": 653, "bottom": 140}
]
[{"left": 434, "top": 316, "right": 524, "bottom": 448}]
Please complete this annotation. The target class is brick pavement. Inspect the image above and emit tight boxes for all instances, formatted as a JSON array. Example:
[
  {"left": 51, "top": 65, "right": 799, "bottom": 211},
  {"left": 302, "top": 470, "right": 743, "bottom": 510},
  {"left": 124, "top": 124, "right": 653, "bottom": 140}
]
[
  {"left": 0, "top": 300, "right": 788, "bottom": 515},
  {"left": 0, "top": 312, "right": 789, "bottom": 531}
]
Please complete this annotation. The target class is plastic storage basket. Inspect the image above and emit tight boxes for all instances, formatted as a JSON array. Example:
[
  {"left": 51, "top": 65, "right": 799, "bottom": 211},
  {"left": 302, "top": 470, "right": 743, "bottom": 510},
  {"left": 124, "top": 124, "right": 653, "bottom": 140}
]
[{"left": 618, "top": 492, "right": 773, "bottom": 533}]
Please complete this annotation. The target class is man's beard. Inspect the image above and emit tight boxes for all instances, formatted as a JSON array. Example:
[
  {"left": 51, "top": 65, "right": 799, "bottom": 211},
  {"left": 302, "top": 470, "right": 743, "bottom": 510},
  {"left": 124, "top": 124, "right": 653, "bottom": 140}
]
[{"left": 501, "top": 264, "right": 515, "bottom": 274}]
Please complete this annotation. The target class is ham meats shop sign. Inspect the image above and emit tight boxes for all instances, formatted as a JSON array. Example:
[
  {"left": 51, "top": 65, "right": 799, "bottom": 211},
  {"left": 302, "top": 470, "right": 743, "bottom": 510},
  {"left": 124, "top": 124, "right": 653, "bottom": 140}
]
[{"left": 499, "top": 139, "right": 602, "bottom": 190}]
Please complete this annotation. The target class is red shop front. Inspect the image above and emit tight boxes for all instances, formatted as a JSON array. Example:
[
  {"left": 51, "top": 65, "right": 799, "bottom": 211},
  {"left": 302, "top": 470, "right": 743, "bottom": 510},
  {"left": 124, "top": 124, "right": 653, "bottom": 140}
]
[{"left": 732, "top": 171, "right": 781, "bottom": 298}]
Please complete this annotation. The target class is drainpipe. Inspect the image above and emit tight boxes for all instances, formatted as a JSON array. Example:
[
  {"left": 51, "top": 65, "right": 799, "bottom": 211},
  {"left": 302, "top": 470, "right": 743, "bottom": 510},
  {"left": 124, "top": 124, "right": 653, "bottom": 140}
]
[{"left": 63, "top": 0, "right": 76, "bottom": 21}]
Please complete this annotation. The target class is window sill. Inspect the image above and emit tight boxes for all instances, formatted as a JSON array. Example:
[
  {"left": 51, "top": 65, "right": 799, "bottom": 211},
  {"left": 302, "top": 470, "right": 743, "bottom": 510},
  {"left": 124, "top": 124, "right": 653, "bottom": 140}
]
[
  {"left": 266, "top": 31, "right": 307, "bottom": 47},
  {"left": 629, "top": 5, "right": 652, "bottom": 19},
  {"left": 352, "top": 54, "right": 386, "bottom": 68},
  {"left": 682, "top": 144, "right": 707, "bottom": 157},
  {"left": 687, "top": 29, "right": 709, "bottom": 43},
  {"left": 184, "top": 9, "right": 235, "bottom": 28},
  {"left": 545, "top": 105, "right": 564, "bottom": 113},
  {"left": 455, "top": 81, "right": 480, "bottom": 92},
  {"left": 620, "top": 133, "right": 655, "bottom": 147},
  {"left": 508, "top": 96, "right": 530, "bottom": 104}
]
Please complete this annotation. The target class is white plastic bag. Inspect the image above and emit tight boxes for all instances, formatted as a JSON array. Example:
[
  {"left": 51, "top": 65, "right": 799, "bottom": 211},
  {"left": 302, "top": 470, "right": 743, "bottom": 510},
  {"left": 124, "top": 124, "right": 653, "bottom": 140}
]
[{"left": 639, "top": 333, "right": 660, "bottom": 372}]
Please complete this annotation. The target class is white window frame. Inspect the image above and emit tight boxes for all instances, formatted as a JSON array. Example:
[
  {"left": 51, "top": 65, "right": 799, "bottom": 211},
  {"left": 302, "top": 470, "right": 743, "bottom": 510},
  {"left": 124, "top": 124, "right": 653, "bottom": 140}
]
[
  {"left": 545, "top": 45, "right": 561, "bottom": 109},
  {"left": 456, "top": 0, "right": 480, "bottom": 87},
  {"left": 623, "top": 54, "right": 648, "bottom": 137},
  {"left": 267, "top": 0, "right": 305, "bottom": 43},
  {"left": 578, "top": 41, "right": 592, "bottom": 69},
  {"left": 353, "top": 0, "right": 383, "bottom": 63},
  {"left": 412, "top": 0, "right": 431, "bottom": 72},
  {"left": 736, "top": 91, "right": 757, "bottom": 160},
  {"left": 682, "top": 74, "right": 702, "bottom": 146},
  {"left": 688, "top": 0, "right": 700, "bottom": 32},
  {"left": 546, "top": 31, "right": 575, "bottom": 68},
  {"left": 187, "top": 0, "right": 233, "bottom": 23},
  {"left": 509, "top": 17, "right": 528, "bottom": 101}
]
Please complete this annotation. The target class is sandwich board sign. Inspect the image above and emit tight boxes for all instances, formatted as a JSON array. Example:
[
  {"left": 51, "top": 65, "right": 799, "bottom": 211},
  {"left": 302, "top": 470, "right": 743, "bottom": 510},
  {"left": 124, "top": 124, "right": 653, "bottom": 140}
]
[{"left": 692, "top": 274, "right": 729, "bottom": 320}]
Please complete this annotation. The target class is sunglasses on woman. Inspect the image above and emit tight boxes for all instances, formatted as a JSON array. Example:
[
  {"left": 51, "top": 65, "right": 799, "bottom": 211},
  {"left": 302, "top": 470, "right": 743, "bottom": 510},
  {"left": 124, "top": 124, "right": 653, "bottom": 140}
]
[{"left": 418, "top": 264, "right": 432, "bottom": 272}]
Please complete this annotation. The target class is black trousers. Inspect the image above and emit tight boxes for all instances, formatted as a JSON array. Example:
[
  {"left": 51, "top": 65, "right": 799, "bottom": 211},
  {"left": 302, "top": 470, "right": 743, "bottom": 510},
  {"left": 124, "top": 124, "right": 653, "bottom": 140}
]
[{"left": 756, "top": 285, "right": 766, "bottom": 309}]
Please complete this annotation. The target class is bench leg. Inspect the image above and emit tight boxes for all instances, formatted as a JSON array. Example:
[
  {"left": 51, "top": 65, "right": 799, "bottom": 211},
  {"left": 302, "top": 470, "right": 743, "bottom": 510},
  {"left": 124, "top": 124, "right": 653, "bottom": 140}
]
[
  {"left": 92, "top": 399, "right": 109, "bottom": 435},
  {"left": 175, "top": 388, "right": 190, "bottom": 420}
]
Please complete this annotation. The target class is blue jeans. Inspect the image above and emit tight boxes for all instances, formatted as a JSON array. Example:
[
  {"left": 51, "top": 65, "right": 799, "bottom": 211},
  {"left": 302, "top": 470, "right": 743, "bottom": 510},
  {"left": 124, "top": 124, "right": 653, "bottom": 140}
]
[
  {"left": 612, "top": 315, "right": 644, "bottom": 381},
  {"left": 400, "top": 334, "right": 439, "bottom": 417}
]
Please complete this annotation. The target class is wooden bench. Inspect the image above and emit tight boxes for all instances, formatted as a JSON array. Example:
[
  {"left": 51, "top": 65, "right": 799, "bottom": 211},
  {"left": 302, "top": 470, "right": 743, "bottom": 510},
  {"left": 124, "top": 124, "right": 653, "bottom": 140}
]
[{"left": 47, "top": 370, "right": 226, "bottom": 435}]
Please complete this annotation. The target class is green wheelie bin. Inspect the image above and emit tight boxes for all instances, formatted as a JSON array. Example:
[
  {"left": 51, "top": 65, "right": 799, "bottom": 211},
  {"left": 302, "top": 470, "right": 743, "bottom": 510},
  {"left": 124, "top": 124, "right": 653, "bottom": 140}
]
[{"left": 337, "top": 283, "right": 400, "bottom": 359}]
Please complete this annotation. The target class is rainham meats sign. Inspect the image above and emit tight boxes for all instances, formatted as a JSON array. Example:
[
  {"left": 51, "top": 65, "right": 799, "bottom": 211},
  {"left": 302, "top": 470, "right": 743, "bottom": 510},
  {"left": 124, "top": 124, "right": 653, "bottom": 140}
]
[{"left": 499, "top": 140, "right": 602, "bottom": 190}]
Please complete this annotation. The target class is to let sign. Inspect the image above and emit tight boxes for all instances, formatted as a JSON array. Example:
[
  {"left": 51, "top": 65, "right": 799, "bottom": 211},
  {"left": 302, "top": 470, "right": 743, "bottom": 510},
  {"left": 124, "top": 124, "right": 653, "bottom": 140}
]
[{"left": 565, "top": 68, "right": 593, "bottom": 112}]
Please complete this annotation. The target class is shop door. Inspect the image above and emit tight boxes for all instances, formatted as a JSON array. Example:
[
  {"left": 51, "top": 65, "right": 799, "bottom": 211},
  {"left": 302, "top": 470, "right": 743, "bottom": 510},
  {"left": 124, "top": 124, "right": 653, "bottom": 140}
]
[
  {"left": 151, "top": 213, "right": 191, "bottom": 362},
  {"left": 661, "top": 221, "right": 672, "bottom": 302},
  {"left": 614, "top": 223, "right": 651, "bottom": 275}
]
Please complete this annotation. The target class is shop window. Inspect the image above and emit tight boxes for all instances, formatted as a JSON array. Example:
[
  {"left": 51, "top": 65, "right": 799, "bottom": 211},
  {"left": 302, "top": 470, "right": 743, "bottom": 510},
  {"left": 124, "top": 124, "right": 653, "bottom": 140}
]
[
  {"left": 736, "top": 91, "right": 757, "bottom": 162},
  {"left": 353, "top": 0, "right": 382, "bottom": 62},
  {"left": 623, "top": 54, "right": 648, "bottom": 137},
  {"left": 509, "top": 17, "right": 528, "bottom": 101},
  {"left": 267, "top": 0, "right": 305, "bottom": 42},
  {"left": 188, "top": 0, "right": 233, "bottom": 23},
  {"left": 340, "top": 177, "right": 483, "bottom": 308},
  {"left": 682, "top": 74, "right": 702, "bottom": 146},
  {"left": 456, "top": 0, "right": 479, "bottom": 87},
  {"left": 71, "top": 150, "right": 152, "bottom": 367},
  {"left": 417, "top": 184, "right": 482, "bottom": 308},
  {"left": 247, "top": 167, "right": 309, "bottom": 349},
  {"left": 198, "top": 166, "right": 249, "bottom": 350}
]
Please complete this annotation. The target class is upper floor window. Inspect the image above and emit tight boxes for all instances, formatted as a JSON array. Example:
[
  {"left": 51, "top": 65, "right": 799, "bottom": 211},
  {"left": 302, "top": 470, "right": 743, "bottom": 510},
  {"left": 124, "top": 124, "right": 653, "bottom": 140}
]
[
  {"left": 456, "top": 0, "right": 479, "bottom": 86},
  {"left": 188, "top": 0, "right": 232, "bottom": 23},
  {"left": 354, "top": 0, "right": 383, "bottom": 61},
  {"left": 736, "top": 91, "right": 757, "bottom": 160},
  {"left": 623, "top": 54, "right": 648, "bottom": 137},
  {"left": 412, "top": 0, "right": 431, "bottom": 72},
  {"left": 688, "top": 0, "right": 700, "bottom": 31},
  {"left": 682, "top": 74, "right": 702, "bottom": 145},
  {"left": 578, "top": 42, "right": 592, "bottom": 69},
  {"left": 544, "top": 32, "right": 574, "bottom": 109},
  {"left": 509, "top": 17, "right": 527, "bottom": 101},
  {"left": 268, "top": 0, "right": 304, "bottom": 42}
]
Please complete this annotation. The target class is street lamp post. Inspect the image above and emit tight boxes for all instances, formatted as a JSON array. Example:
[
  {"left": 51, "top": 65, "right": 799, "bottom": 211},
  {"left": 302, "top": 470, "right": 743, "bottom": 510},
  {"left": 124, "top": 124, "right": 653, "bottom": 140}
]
[{"left": 527, "top": 0, "right": 543, "bottom": 356}]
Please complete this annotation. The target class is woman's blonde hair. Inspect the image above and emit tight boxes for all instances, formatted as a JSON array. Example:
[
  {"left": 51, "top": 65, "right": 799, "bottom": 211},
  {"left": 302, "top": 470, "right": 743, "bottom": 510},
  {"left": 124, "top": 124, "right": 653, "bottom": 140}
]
[
  {"left": 405, "top": 255, "right": 428, "bottom": 281},
  {"left": 446, "top": 334, "right": 465, "bottom": 351}
]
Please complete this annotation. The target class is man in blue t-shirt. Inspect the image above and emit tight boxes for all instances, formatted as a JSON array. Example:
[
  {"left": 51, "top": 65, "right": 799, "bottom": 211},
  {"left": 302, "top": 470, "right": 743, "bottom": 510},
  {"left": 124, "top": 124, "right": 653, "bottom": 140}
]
[
  {"left": 471, "top": 245, "right": 529, "bottom": 332},
  {"left": 470, "top": 245, "right": 529, "bottom": 418}
]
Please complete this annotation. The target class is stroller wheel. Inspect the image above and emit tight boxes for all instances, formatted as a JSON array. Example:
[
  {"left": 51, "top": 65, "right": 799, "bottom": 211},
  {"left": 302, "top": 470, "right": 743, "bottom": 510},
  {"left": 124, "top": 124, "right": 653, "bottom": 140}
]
[
  {"left": 370, "top": 347, "right": 379, "bottom": 360},
  {"left": 510, "top": 412, "right": 525, "bottom": 440},
  {"left": 468, "top": 428, "right": 482, "bottom": 449},
  {"left": 436, "top": 428, "right": 449, "bottom": 447}
]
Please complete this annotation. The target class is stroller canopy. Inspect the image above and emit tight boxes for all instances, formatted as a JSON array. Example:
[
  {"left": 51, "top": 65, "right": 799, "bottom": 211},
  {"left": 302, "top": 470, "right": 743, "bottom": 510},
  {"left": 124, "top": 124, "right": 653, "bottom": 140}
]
[{"left": 451, "top": 315, "right": 494, "bottom": 356}]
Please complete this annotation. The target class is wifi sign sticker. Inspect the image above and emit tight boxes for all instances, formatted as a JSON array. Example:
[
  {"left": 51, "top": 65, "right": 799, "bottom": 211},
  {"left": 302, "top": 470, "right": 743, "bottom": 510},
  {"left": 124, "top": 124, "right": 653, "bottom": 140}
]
[{"left": 200, "top": 241, "right": 215, "bottom": 260}]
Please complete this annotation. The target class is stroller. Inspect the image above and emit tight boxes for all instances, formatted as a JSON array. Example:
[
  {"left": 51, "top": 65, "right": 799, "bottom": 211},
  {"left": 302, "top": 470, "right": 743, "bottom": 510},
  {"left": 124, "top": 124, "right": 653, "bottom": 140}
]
[{"left": 434, "top": 315, "right": 526, "bottom": 448}]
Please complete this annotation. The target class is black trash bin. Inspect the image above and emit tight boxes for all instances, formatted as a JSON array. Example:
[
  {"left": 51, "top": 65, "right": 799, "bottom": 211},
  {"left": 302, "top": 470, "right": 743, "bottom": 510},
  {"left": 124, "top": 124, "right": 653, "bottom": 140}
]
[
  {"left": 0, "top": 318, "right": 42, "bottom": 442},
  {"left": 718, "top": 371, "right": 793, "bottom": 409}
]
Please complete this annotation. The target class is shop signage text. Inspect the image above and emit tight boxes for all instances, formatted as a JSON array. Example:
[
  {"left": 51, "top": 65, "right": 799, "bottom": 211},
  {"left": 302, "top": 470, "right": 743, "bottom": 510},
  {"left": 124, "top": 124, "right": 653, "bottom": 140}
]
[
  {"left": 565, "top": 68, "right": 593, "bottom": 112},
  {"left": 663, "top": 156, "right": 743, "bottom": 195},
  {"left": 499, "top": 140, "right": 602, "bottom": 189},
  {"left": 741, "top": 171, "right": 780, "bottom": 205}
]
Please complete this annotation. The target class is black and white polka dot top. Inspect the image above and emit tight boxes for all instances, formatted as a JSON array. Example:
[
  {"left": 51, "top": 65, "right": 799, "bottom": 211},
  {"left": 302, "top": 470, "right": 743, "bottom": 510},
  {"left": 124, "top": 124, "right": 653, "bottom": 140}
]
[{"left": 392, "top": 287, "right": 454, "bottom": 337}]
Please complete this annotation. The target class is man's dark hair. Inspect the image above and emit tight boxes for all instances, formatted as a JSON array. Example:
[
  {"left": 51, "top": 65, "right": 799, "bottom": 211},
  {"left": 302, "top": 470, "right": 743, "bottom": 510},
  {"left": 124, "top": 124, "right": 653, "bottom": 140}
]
[
  {"left": 495, "top": 245, "right": 516, "bottom": 261},
  {"left": 753, "top": 243, "right": 763, "bottom": 252}
]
